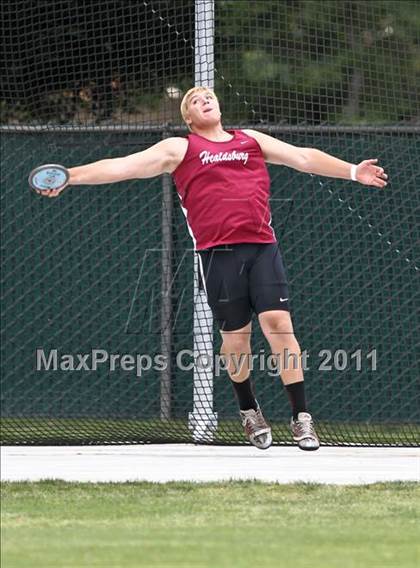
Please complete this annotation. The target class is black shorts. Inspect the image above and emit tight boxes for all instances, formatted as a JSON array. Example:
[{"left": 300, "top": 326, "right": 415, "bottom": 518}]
[{"left": 197, "top": 242, "right": 289, "bottom": 332}]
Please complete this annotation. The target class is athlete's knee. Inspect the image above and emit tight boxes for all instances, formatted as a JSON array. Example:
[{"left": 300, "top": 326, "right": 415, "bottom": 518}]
[
  {"left": 259, "top": 310, "right": 294, "bottom": 336},
  {"left": 221, "top": 335, "right": 251, "bottom": 356},
  {"left": 220, "top": 322, "right": 251, "bottom": 353}
]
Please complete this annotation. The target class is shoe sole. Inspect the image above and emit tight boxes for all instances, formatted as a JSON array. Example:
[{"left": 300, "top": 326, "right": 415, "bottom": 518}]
[
  {"left": 293, "top": 437, "right": 320, "bottom": 451},
  {"left": 250, "top": 429, "right": 272, "bottom": 450},
  {"left": 297, "top": 443, "right": 320, "bottom": 451}
]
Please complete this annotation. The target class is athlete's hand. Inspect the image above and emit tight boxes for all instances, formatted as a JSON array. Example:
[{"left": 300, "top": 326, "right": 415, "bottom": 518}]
[
  {"left": 356, "top": 159, "right": 388, "bottom": 188},
  {"left": 34, "top": 186, "right": 68, "bottom": 198}
]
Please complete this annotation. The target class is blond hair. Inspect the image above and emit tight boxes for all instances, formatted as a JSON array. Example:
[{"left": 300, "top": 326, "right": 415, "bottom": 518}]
[{"left": 180, "top": 86, "right": 219, "bottom": 129}]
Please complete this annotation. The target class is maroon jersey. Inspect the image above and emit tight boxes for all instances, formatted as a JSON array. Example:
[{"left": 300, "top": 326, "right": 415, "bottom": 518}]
[{"left": 172, "top": 129, "right": 276, "bottom": 250}]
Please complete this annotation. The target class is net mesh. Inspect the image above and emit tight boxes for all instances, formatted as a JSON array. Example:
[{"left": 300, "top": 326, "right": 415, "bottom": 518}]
[{"left": 1, "top": 0, "right": 419, "bottom": 446}]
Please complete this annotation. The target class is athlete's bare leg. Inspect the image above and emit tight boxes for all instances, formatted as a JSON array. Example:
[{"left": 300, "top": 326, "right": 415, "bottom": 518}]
[
  {"left": 259, "top": 310, "right": 320, "bottom": 450},
  {"left": 220, "top": 322, "right": 252, "bottom": 382},
  {"left": 258, "top": 310, "right": 303, "bottom": 384},
  {"left": 220, "top": 322, "right": 271, "bottom": 449}
]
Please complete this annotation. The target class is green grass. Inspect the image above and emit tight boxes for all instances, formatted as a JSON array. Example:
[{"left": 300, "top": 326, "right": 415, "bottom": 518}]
[{"left": 1, "top": 481, "right": 419, "bottom": 568}]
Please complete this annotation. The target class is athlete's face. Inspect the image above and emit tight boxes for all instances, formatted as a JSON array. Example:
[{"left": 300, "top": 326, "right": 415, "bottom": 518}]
[{"left": 186, "top": 91, "right": 221, "bottom": 129}]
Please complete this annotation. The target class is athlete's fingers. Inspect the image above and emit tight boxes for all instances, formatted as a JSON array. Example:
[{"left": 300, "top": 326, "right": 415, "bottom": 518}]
[
  {"left": 45, "top": 187, "right": 65, "bottom": 197},
  {"left": 375, "top": 169, "right": 388, "bottom": 179},
  {"left": 361, "top": 158, "right": 378, "bottom": 167},
  {"left": 373, "top": 179, "right": 387, "bottom": 188}
]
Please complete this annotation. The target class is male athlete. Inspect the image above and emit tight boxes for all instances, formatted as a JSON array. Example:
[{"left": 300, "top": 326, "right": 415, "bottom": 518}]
[{"left": 37, "top": 86, "right": 388, "bottom": 451}]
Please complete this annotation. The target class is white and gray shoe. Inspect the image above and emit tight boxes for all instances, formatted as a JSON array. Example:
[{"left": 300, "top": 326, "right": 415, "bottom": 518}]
[
  {"left": 240, "top": 407, "right": 272, "bottom": 450},
  {"left": 290, "top": 412, "right": 320, "bottom": 451}
]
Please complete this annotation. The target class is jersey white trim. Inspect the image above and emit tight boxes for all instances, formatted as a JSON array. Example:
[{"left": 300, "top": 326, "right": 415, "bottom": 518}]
[
  {"left": 177, "top": 192, "right": 197, "bottom": 250},
  {"left": 196, "top": 252, "right": 209, "bottom": 299}
]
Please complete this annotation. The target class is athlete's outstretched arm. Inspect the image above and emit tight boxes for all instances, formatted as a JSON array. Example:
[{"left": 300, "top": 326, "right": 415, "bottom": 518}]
[
  {"left": 38, "top": 137, "right": 187, "bottom": 197},
  {"left": 245, "top": 129, "right": 388, "bottom": 188},
  {"left": 68, "top": 138, "right": 184, "bottom": 184}
]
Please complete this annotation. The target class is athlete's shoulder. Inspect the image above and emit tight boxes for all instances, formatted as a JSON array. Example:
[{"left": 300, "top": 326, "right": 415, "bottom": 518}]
[
  {"left": 162, "top": 136, "right": 189, "bottom": 152},
  {"left": 161, "top": 136, "right": 189, "bottom": 173},
  {"left": 241, "top": 128, "right": 266, "bottom": 141}
]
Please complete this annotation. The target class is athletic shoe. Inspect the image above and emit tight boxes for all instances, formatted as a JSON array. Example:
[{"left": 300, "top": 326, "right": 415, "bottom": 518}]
[
  {"left": 290, "top": 412, "right": 320, "bottom": 451},
  {"left": 240, "top": 407, "right": 272, "bottom": 450}
]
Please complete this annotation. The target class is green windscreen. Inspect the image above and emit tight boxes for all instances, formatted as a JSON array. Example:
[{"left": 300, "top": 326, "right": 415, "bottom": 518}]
[{"left": 1, "top": 130, "right": 418, "bottom": 446}]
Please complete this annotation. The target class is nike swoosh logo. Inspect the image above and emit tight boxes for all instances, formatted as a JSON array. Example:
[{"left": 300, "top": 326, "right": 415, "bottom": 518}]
[
  {"left": 280, "top": 298, "right": 288, "bottom": 302},
  {"left": 240, "top": 141, "right": 248, "bottom": 144}
]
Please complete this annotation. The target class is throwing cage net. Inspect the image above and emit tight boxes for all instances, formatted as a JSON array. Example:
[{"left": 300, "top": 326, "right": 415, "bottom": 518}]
[{"left": 1, "top": 0, "right": 419, "bottom": 446}]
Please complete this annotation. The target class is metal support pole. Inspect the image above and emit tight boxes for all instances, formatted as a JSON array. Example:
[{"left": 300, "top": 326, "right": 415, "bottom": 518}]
[
  {"left": 160, "top": 134, "right": 173, "bottom": 420},
  {"left": 188, "top": 0, "right": 217, "bottom": 442}
]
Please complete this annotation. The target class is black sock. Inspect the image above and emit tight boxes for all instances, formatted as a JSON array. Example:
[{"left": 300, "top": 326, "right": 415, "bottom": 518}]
[
  {"left": 230, "top": 378, "right": 258, "bottom": 411},
  {"left": 285, "top": 381, "right": 307, "bottom": 419}
]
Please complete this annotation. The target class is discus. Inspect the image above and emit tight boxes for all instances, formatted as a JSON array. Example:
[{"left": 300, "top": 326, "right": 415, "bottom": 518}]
[{"left": 28, "top": 164, "right": 69, "bottom": 194}]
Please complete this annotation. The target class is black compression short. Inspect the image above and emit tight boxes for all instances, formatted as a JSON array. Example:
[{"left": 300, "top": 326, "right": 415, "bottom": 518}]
[{"left": 197, "top": 242, "right": 289, "bottom": 332}]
